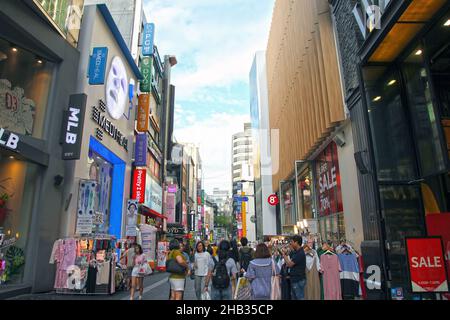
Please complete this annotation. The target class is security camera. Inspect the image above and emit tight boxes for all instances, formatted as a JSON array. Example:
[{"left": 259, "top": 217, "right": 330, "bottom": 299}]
[{"left": 333, "top": 133, "right": 346, "bottom": 147}]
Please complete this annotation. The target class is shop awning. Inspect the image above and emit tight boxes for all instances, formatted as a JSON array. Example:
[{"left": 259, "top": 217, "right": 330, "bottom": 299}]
[
  {"left": 140, "top": 205, "right": 167, "bottom": 220},
  {"left": 365, "top": 0, "right": 448, "bottom": 63}
]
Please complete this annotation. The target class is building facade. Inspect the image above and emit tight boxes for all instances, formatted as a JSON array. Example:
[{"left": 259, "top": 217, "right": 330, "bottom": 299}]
[
  {"left": 0, "top": 0, "right": 84, "bottom": 297},
  {"left": 266, "top": 0, "right": 364, "bottom": 253},
  {"left": 330, "top": 0, "right": 450, "bottom": 300},
  {"left": 249, "top": 51, "right": 277, "bottom": 241}
]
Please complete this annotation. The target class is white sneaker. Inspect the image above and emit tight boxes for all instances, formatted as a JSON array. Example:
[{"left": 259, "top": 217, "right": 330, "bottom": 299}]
[{"left": 139, "top": 296, "right": 142, "bottom": 300}]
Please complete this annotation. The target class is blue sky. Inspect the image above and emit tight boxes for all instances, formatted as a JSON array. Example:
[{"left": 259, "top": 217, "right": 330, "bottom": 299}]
[{"left": 144, "top": 0, "right": 275, "bottom": 194}]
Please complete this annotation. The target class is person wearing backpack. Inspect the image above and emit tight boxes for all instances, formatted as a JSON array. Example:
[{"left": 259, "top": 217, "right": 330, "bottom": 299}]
[
  {"left": 239, "top": 237, "right": 254, "bottom": 276},
  {"left": 205, "top": 240, "right": 237, "bottom": 300}
]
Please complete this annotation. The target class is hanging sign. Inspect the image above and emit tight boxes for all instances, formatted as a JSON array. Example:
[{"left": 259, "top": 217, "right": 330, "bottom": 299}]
[
  {"left": 134, "top": 133, "right": 147, "bottom": 167},
  {"left": 88, "top": 47, "right": 108, "bottom": 85},
  {"left": 406, "top": 237, "right": 449, "bottom": 293},
  {"left": 76, "top": 180, "right": 97, "bottom": 234},
  {"left": 268, "top": 194, "right": 279, "bottom": 206},
  {"left": 140, "top": 57, "right": 152, "bottom": 93},
  {"left": 142, "top": 23, "right": 155, "bottom": 56},
  {"left": 126, "top": 199, "right": 139, "bottom": 237},
  {"left": 137, "top": 94, "right": 150, "bottom": 132},
  {"left": 62, "top": 94, "right": 87, "bottom": 160},
  {"left": 132, "top": 168, "right": 147, "bottom": 203}
]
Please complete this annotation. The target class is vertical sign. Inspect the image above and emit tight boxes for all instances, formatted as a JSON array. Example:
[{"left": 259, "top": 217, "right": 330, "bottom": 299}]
[
  {"left": 62, "top": 94, "right": 87, "bottom": 160},
  {"left": 126, "top": 199, "right": 138, "bottom": 237},
  {"left": 76, "top": 180, "right": 97, "bottom": 234},
  {"left": 142, "top": 23, "right": 155, "bottom": 56},
  {"left": 406, "top": 237, "right": 449, "bottom": 293},
  {"left": 140, "top": 57, "right": 152, "bottom": 93},
  {"left": 137, "top": 94, "right": 150, "bottom": 132},
  {"left": 132, "top": 168, "right": 147, "bottom": 203},
  {"left": 134, "top": 133, "right": 147, "bottom": 166},
  {"left": 88, "top": 47, "right": 108, "bottom": 85}
]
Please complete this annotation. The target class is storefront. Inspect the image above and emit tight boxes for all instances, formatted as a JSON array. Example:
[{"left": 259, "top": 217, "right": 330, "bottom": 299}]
[
  {"left": 63, "top": 4, "right": 141, "bottom": 241},
  {"left": 356, "top": 0, "right": 450, "bottom": 299},
  {"left": 0, "top": 0, "right": 82, "bottom": 297}
]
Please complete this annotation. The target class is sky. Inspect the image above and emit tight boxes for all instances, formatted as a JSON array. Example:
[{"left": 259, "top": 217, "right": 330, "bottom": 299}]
[{"left": 144, "top": 0, "right": 275, "bottom": 195}]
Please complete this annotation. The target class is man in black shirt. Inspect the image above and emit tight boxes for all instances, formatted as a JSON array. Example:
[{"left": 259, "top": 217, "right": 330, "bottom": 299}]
[{"left": 282, "top": 235, "right": 306, "bottom": 300}]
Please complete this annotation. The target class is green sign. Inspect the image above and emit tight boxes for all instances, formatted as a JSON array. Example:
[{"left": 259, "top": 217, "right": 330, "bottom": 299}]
[{"left": 140, "top": 57, "right": 152, "bottom": 92}]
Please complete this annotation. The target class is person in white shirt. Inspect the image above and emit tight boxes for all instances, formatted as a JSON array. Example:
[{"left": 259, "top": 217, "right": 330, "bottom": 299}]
[{"left": 194, "top": 241, "right": 213, "bottom": 300}]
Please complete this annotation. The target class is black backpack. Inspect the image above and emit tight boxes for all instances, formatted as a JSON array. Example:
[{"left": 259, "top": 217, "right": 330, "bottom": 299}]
[
  {"left": 239, "top": 248, "right": 253, "bottom": 271},
  {"left": 212, "top": 257, "right": 230, "bottom": 289}
]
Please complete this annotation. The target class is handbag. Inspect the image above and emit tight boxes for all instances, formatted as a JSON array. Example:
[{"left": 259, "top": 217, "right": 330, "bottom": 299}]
[
  {"left": 166, "top": 258, "right": 186, "bottom": 274},
  {"left": 234, "top": 277, "right": 252, "bottom": 300},
  {"left": 201, "top": 290, "right": 211, "bottom": 300},
  {"left": 270, "top": 260, "right": 282, "bottom": 300}
]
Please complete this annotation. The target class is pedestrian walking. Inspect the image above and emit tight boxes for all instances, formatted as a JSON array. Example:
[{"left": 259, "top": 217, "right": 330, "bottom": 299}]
[
  {"left": 239, "top": 237, "right": 254, "bottom": 276},
  {"left": 130, "top": 244, "right": 146, "bottom": 300},
  {"left": 194, "top": 241, "right": 213, "bottom": 300},
  {"left": 282, "top": 235, "right": 307, "bottom": 300},
  {"left": 167, "top": 239, "right": 189, "bottom": 300},
  {"left": 205, "top": 240, "right": 238, "bottom": 300},
  {"left": 119, "top": 243, "right": 136, "bottom": 290},
  {"left": 243, "top": 243, "right": 280, "bottom": 300}
]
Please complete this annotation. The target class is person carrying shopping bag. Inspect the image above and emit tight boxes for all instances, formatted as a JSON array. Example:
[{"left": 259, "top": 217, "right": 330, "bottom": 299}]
[
  {"left": 244, "top": 243, "right": 280, "bottom": 300},
  {"left": 130, "top": 244, "right": 150, "bottom": 300}
]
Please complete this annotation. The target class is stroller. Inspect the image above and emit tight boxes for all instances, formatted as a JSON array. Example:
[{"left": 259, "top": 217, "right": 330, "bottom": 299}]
[{"left": 115, "top": 263, "right": 129, "bottom": 292}]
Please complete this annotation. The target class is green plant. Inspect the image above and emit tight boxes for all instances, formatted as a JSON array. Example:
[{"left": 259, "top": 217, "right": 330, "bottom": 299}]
[{"left": 0, "top": 193, "right": 9, "bottom": 208}]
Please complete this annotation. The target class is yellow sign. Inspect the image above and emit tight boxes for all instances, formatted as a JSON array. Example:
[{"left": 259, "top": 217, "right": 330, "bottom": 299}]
[{"left": 242, "top": 191, "right": 246, "bottom": 238}]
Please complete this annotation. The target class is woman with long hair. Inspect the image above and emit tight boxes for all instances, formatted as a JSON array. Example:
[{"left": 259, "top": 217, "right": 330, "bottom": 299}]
[
  {"left": 194, "top": 241, "right": 213, "bottom": 300},
  {"left": 130, "top": 244, "right": 146, "bottom": 300}
]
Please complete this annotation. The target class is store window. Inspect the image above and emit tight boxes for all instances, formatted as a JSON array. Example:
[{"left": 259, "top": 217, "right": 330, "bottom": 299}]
[
  {"left": 87, "top": 149, "right": 113, "bottom": 233},
  {"left": 0, "top": 155, "right": 39, "bottom": 286},
  {"left": 363, "top": 66, "right": 417, "bottom": 182},
  {"left": 297, "top": 166, "right": 315, "bottom": 220},
  {"left": 34, "top": 0, "right": 84, "bottom": 47},
  {"left": 0, "top": 38, "right": 54, "bottom": 139},
  {"left": 402, "top": 45, "right": 447, "bottom": 176},
  {"left": 281, "top": 180, "right": 296, "bottom": 230}
]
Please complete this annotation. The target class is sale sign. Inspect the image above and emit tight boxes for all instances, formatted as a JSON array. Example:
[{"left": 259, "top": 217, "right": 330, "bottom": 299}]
[{"left": 406, "top": 237, "right": 449, "bottom": 293}]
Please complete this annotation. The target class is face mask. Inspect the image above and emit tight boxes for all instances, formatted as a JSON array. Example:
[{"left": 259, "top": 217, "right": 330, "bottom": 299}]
[{"left": 106, "top": 56, "right": 128, "bottom": 120}]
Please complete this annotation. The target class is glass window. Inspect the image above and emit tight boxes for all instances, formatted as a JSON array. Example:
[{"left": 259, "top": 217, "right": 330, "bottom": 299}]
[
  {"left": 402, "top": 45, "right": 446, "bottom": 176},
  {"left": 0, "top": 38, "right": 54, "bottom": 139},
  {"left": 298, "top": 166, "right": 314, "bottom": 219},
  {"left": 0, "top": 155, "right": 39, "bottom": 286},
  {"left": 35, "top": 0, "right": 84, "bottom": 47},
  {"left": 363, "top": 66, "right": 417, "bottom": 182},
  {"left": 87, "top": 150, "right": 113, "bottom": 233}
]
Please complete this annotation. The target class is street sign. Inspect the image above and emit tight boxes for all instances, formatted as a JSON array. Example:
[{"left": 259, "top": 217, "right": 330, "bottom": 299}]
[
  {"left": 268, "top": 194, "right": 279, "bottom": 206},
  {"left": 234, "top": 196, "right": 249, "bottom": 202},
  {"left": 406, "top": 237, "right": 449, "bottom": 293}
]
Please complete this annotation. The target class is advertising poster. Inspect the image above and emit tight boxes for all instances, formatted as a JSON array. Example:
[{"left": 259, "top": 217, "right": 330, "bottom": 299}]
[
  {"left": 140, "top": 224, "right": 157, "bottom": 261},
  {"left": 406, "top": 237, "right": 449, "bottom": 293},
  {"left": 126, "top": 199, "right": 138, "bottom": 237},
  {"left": 76, "top": 180, "right": 97, "bottom": 234},
  {"left": 157, "top": 241, "right": 169, "bottom": 271}
]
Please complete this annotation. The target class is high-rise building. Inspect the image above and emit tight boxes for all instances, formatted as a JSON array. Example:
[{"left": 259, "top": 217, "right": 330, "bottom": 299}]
[
  {"left": 232, "top": 123, "right": 256, "bottom": 242},
  {"left": 249, "top": 51, "right": 277, "bottom": 241}
]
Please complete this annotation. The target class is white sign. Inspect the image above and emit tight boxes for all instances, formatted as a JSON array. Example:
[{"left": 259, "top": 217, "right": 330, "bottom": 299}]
[
  {"left": 145, "top": 175, "right": 162, "bottom": 215},
  {"left": 105, "top": 56, "right": 128, "bottom": 120},
  {"left": 126, "top": 199, "right": 138, "bottom": 237},
  {"left": 76, "top": 180, "right": 97, "bottom": 234}
]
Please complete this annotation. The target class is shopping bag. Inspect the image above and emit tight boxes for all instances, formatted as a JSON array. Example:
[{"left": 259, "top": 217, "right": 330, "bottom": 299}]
[
  {"left": 271, "top": 261, "right": 281, "bottom": 300},
  {"left": 234, "top": 277, "right": 252, "bottom": 300},
  {"left": 138, "top": 263, "right": 152, "bottom": 276},
  {"left": 201, "top": 290, "right": 211, "bottom": 300}
]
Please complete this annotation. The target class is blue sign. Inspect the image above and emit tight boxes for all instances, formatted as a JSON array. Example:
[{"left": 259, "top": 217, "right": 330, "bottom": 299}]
[
  {"left": 134, "top": 134, "right": 147, "bottom": 167},
  {"left": 142, "top": 23, "right": 155, "bottom": 56},
  {"left": 234, "top": 196, "right": 249, "bottom": 202},
  {"left": 88, "top": 47, "right": 108, "bottom": 85}
]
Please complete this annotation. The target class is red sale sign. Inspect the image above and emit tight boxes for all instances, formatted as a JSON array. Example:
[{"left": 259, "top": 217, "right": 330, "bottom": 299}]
[{"left": 406, "top": 237, "right": 449, "bottom": 293}]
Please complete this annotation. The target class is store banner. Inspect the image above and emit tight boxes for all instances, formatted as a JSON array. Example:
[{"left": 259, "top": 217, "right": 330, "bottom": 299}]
[
  {"left": 406, "top": 237, "right": 449, "bottom": 293},
  {"left": 132, "top": 168, "right": 146, "bottom": 203},
  {"left": 165, "top": 192, "right": 176, "bottom": 224},
  {"left": 126, "top": 199, "right": 138, "bottom": 237},
  {"left": 142, "top": 23, "right": 155, "bottom": 56},
  {"left": 76, "top": 180, "right": 97, "bottom": 234},
  {"left": 140, "top": 57, "right": 152, "bottom": 93},
  {"left": 134, "top": 133, "right": 147, "bottom": 167},
  {"left": 140, "top": 224, "right": 157, "bottom": 261},
  {"left": 145, "top": 175, "right": 163, "bottom": 215},
  {"left": 157, "top": 241, "right": 169, "bottom": 271},
  {"left": 137, "top": 94, "right": 150, "bottom": 132},
  {"left": 88, "top": 47, "right": 108, "bottom": 85},
  {"left": 62, "top": 94, "right": 87, "bottom": 160}
]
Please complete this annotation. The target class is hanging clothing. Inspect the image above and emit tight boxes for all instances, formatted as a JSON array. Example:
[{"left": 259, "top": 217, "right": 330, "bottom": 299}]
[
  {"left": 338, "top": 253, "right": 360, "bottom": 300},
  {"left": 86, "top": 265, "right": 97, "bottom": 293},
  {"left": 320, "top": 254, "right": 342, "bottom": 300},
  {"left": 96, "top": 260, "right": 111, "bottom": 285},
  {"left": 305, "top": 250, "right": 321, "bottom": 300}
]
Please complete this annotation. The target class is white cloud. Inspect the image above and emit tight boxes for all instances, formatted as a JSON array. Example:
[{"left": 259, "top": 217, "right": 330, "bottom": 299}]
[{"left": 175, "top": 112, "right": 250, "bottom": 194}]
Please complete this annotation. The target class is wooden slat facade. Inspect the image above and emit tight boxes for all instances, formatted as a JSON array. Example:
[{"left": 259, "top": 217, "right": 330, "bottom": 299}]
[{"left": 266, "top": 0, "right": 345, "bottom": 191}]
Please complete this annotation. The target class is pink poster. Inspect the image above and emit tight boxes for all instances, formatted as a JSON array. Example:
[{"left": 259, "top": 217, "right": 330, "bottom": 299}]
[{"left": 165, "top": 193, "right": 176, "bottom": 224}]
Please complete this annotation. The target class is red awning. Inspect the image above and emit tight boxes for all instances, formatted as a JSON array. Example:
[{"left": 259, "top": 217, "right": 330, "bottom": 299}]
[{"left": 140, "top": 205, "right": 167, "bottom": 220}]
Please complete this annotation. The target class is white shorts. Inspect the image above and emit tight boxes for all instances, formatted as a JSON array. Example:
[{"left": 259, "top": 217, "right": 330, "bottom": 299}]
[
  {"left": 131, "top": 266, "right": 144, "bottom": 278},
  {"left": 169, "top": 278, "right": 185, "bottom": 291}
]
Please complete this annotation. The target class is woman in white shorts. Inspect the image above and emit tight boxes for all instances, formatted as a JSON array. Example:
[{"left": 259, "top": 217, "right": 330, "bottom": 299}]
[
  {"left": 130, "top": 244, "right": 146, "bottom": 300},
  {"left": 167, "top": 239, "right": 189, "bottom": 300}
]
